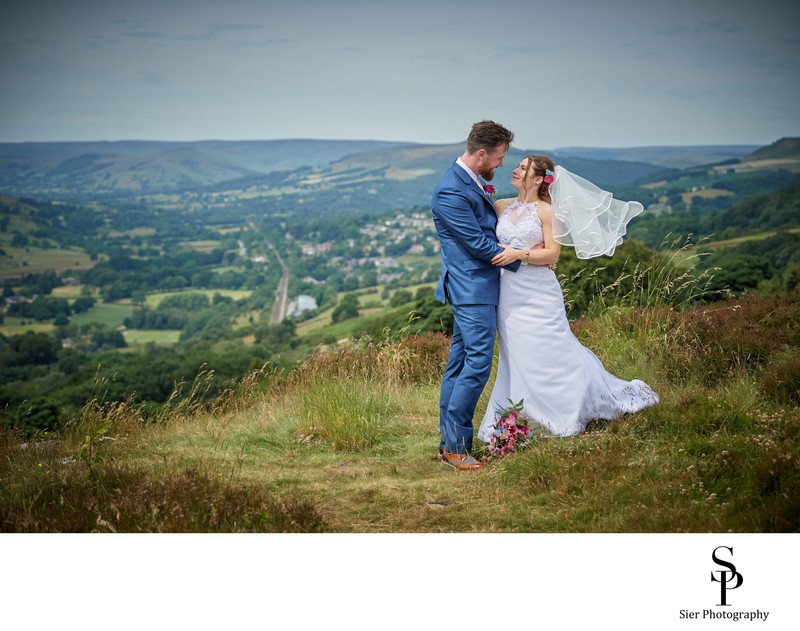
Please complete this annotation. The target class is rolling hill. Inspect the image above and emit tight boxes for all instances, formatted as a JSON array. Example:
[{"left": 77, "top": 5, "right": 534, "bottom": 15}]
[
  {"left": 1, "top": 138, "right": 795, "bottom": 222},
  {"left": 748, "top": 137, "right": 800, "bottom": 160},
  {"left": 553, "top": 144, "right": 761, "bottom": 169},
  {"left": 0, "top": 138, "right": 735, "bottom": 201},
  {"left": 707, "top": 137, "right": 800, "bottom": 176},
  {"left": 0, "top": 139, "right": 408, "bottom": 198},
  {"left": 194, "top": 142, "right": 667, "bottom": 217}
]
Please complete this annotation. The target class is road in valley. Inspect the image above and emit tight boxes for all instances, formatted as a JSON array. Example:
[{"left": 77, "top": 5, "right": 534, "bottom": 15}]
[
  {"left": 246, "top": 220, "right": 289, "bottom": 325},
  {"left": 267, "top": 240, "right": 289, "bottom": 325}
]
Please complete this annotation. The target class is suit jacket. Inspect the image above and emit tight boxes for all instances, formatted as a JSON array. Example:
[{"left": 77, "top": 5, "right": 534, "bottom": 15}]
[{"left": 431, "top": 161, "right": 519, "bottom": 306}]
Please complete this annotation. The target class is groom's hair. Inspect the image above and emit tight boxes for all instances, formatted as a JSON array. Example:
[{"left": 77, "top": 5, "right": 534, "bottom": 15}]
[{"left": 466, "top": 120, "right": 514, "bottom": 154}]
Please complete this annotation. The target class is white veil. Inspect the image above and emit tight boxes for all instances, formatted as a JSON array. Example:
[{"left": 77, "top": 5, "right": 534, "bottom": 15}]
[{"left": 549, "top": 165, "right": 644, "bottom": 259}]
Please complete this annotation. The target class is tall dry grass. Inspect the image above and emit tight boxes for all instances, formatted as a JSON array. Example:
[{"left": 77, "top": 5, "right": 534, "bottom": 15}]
[{"left": 587, "top": 234, "right": 722, "bottom": 313}]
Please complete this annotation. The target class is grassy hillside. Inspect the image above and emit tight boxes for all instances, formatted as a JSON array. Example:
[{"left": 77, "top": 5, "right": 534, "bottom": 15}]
[
  {"left": 1, "top": 138, "right": 667, "bottom": 204},
  {"left": 749, "top": 137, "right": 800, "bottom": 160},
  {"left": 3, "top": 288, "right": 797, "bottom": 533},
  {"left": 0, "top": 139, "right": 407, "bottom": 198},
  {"left": 554, "top": 144, "right": 761, "bottom": 169}
]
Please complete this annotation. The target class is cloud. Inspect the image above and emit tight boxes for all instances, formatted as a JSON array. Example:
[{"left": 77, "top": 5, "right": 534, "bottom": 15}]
[
  {"left": 493, "top": 45, "right": 549, "bottom": 56},
  {"left": 177, "top": 23, "right": 261, "bottom": 41},
  {"left": 656, "top": 20, "right": 742, "bottom": 36},
  {"left": 123, "top": 31, "right": 168, "bottom": 40},
  {"left": 695, "top": 20, "right": 743, "bottom": 34}
]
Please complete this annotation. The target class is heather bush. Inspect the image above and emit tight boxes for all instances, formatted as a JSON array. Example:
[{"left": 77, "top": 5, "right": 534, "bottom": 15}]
[
  {"left": 760, "top": 351, "right": 800, "bottom": 405},
  {"left": 679, "top": 294, "right": 800, "bottom": 384}
]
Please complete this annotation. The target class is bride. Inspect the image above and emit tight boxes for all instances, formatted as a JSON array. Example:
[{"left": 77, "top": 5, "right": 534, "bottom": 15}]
[{"left": 478, "top": 155, "right": 659, "bottom": 440}]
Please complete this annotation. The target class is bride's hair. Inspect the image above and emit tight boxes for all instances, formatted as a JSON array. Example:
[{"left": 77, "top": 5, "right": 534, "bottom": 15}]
[{"left": 522, "top": 155, "right": 555, "bottom": 204}]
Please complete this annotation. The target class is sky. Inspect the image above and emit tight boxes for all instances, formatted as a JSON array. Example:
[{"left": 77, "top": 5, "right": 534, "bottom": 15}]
[{"left": 1, "top": 0, "right": 798, "bottom": 149}]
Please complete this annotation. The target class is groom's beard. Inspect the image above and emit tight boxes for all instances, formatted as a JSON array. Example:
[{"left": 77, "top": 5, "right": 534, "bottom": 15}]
[{"left": 480, "top": 168, "right": 495, "bottom": 181}]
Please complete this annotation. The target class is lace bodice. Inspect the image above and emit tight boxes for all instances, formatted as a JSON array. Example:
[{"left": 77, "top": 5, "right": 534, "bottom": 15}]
[{"left": 497, "top": 200, "right": 543, "bottom": 250}]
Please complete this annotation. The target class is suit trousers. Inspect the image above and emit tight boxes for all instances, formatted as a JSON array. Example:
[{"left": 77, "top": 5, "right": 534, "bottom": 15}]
[{"left": 439, "top": 303, "right": 497, "bottom": 454}]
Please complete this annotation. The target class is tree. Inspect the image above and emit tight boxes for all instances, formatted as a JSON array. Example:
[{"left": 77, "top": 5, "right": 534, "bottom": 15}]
[
  {"left": 331, "top": 293, "right": 360, "bottom": 323},
  {"left": 72, "top": 296, "right": 96, "bottom": 313},
  {"left": 256, "top": 320, "right": 297, "bottom": 348},
  {"left": 361, "top": 269, "right": 378, "bottom": 288},
  {"left": 11, "top": 233, "right": 29, "bottom": 247},
  {"left": 389, "top": 290, "right": 413, "bottom": 307},
  {"left": 7, "top": 332, "right": 60, "bottom": 366},
  {"left": 708, "top": 254, "right": 773, "bottom": 294}
]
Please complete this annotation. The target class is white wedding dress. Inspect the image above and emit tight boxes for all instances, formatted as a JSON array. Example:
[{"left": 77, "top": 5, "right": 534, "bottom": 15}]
[{"left": 478, "top": 200, "right": 659, "bottom": 440}]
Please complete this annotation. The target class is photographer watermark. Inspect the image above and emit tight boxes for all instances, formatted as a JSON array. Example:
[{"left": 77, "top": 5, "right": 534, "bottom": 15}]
[{"left": 678, "top": 546, "right": 771, "bottom": 623}]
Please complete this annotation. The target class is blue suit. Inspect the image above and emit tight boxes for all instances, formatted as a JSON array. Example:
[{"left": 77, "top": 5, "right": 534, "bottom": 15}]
[{"left": 431, "top": 161, "right": 520, "bottom": 454}]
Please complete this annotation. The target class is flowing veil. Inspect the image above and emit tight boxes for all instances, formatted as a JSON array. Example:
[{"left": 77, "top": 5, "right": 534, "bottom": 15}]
[{"left": 550, "top": 165, "right": 644, "bottom": 259}]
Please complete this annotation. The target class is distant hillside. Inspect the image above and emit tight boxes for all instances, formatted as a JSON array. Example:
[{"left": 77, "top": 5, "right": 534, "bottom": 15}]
[
  {"left": 332, "top": 143, "right": 662, "bottom": 186},
  {"left": 194, "top": 139, "right": 410, "bottom": 172},
  {"left": 554, "top": 145, "right": 761, "bottom": 169},
  {"left": 0, "top": 139, "right": 407, "bottom": 198},
  {"left": 0, "top": 137, "right": 790, "bottom": 217},
  {"left": 748, "top": 137, "right": 800, "bottom": 160},
  {"left": 704, "top": 137, "right": 800, "bottom": 178},
  {"left": 194, "top": 142, "right": 665, "bottom": 218},
  {"left": 0, "top": 139, "right": 405, "bottom": 169},
  {"left": 0, "top": 147, "right": 259, "bottom": 196}
]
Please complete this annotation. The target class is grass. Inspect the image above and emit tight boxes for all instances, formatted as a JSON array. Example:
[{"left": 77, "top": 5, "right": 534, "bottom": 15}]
[
  {"left": 70, "top": 303, "right": 135, "bottom": 328},
  {"left": 711, "top": 157, "right": 800, "bottom": 174},
  {"left": 574, "top": 234, "right": 723, "bottom": 322},
  {"left": 681, "top": 188, "right": 735, "bottom": 204},
  {"left": 141, "top": 289, "right": 253, "bottom": 308},
  {"left": 181, "top": 240, "right": 222, "bottom": 253},
  {"left": 0, "top": 246, "right": 95, "bottom": 280},
  {"left": 0, "top": 317, "right": 55, "bottom": 336},
  {"left": 123, "top": 329, "right": 181, "bottom": 346},
  {"left": 50, "top": 284, "right": 100, "bottom": 300},
  {"left": 701, "top": 227, "right": 800, "bottom": 250},
  {"left": 2, "top": 289, "right": 798, "bottom": 533}
]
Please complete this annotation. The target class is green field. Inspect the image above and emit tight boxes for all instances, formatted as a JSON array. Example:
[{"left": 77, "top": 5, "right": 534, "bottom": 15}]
[
  {"left": 705, "top": 227, "right": 800, "bottom": 250},
  {"left": 50, "top": 285, "right": 99, "bottom": 300},
  {"left": 143, "top": 289, "right": 253, "bottom": 308},
  {"left": 70, "top": 303, "right": 134, "bottom": 328},
  {"left": 0, "top": 299, "right": 131, "bottom": 336},
  {"left": 0, "top": 246, "right": 95, "bottom": 280},
  {"left": 0, "top": 317, "right": 55, "bottom": 336},
  {"left": 123, "top": 329, "right": 181, "bottom": 346},
  {"left": 182, "top": 240, "right": 222, "bottom": 253},
  {"left": 233, "top": 310, "right": 261, "bottom": 330}
]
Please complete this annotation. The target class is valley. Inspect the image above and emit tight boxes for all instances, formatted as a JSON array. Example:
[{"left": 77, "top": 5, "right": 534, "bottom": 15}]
[{"left": 1, "top": 136, "right": 799, "bottom": 433}]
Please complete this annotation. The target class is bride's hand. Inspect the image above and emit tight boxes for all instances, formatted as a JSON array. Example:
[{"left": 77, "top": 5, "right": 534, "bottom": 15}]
[{"left": 492, "top": 244, "right": 520, "bottom": 266}]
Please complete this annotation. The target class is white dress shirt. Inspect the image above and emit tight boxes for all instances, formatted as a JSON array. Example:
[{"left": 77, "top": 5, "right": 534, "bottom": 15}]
[{"left": 456, "top": 157, "right": 483, "bottom": 190}]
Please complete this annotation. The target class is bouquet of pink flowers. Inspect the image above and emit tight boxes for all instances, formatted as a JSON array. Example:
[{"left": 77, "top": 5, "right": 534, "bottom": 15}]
[{"left": 487, "top": 399, "right": 535, "bottom": 457}]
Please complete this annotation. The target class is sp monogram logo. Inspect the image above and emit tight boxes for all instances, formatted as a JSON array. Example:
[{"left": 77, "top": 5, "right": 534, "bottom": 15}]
[{"left": 710, "top": 546, "right": 744, "bottom": 606}]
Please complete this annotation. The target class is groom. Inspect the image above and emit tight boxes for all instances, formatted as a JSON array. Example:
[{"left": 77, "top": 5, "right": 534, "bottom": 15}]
[{"left": 431, "top": 120, "right": 519, "bottom": 471}]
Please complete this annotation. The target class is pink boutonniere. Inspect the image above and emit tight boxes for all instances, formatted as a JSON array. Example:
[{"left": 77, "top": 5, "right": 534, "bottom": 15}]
[{"left": 483, "top": 184, "right": 496, "bottom": 198}]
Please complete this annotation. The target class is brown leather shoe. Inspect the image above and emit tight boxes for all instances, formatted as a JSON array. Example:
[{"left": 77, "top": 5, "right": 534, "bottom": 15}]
[{"left": 441, "top": 450, "right": 482, "bottom": 471}]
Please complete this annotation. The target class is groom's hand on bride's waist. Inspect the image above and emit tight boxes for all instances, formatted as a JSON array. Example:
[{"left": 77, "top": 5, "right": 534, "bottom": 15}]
[{"left": 492, "top": 243, "right": 552, "bottom": 269}]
